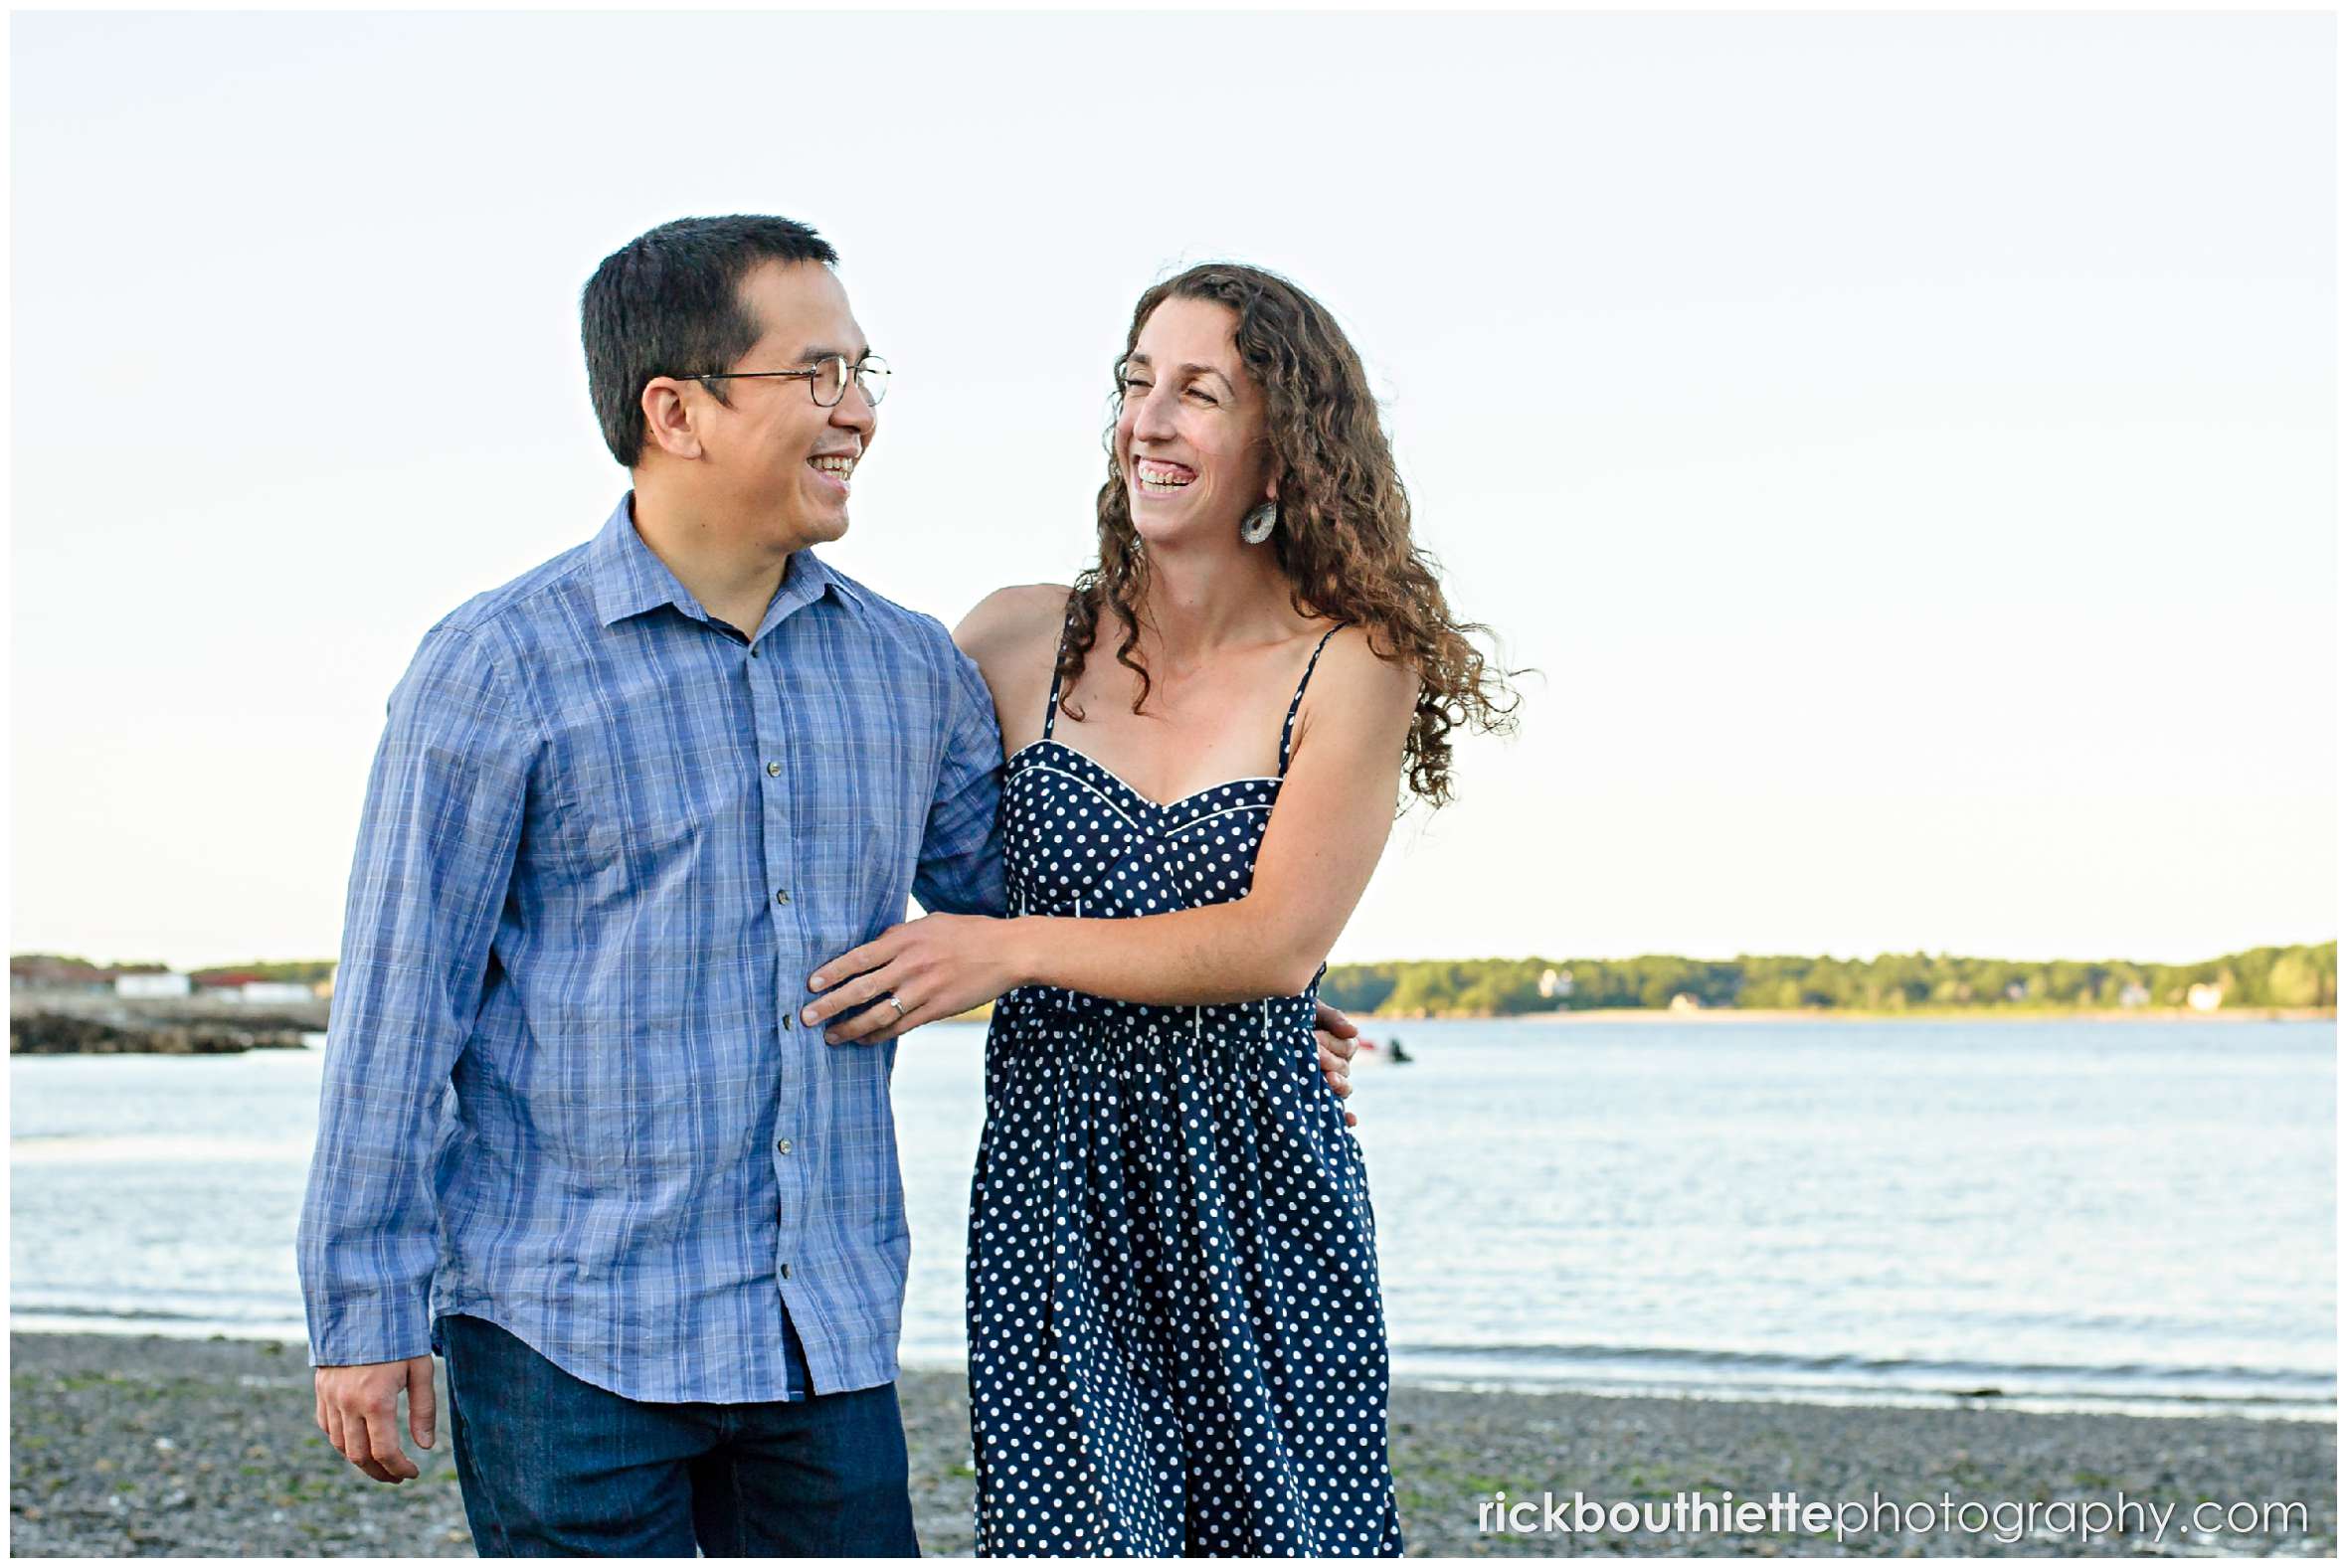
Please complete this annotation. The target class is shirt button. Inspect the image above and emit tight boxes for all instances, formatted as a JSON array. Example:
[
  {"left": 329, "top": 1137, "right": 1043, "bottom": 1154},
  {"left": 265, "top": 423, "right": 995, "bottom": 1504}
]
[
  {"left": 775, "top": 889, "right": 791, "bottom": 905},
  {"left": 766, "top": 762, "right": 782, "bottom": 778},
  {"left": 776, "top": 1138, "right": 793, "bottom": 1154}
]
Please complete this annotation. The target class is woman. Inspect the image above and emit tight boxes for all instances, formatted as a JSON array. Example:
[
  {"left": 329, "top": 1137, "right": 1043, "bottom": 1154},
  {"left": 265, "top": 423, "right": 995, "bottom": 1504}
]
[{"left": 803, "top": 263, "right": 1516, "bottom": 1554}]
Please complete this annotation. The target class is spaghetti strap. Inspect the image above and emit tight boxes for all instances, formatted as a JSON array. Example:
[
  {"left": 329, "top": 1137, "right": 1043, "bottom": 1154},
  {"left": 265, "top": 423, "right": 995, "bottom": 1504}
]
[
  {"left": 1040, "top": 598, "right": 1077, "bottom": 742},
  {"left": 1277, "top": 624, "right": 1345, "bottom": 776}
]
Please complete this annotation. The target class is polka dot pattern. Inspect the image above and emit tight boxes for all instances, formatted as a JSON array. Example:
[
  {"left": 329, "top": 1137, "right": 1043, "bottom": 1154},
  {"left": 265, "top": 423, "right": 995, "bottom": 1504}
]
[{"left": 965, "top": 627, "right": 1403, "bottom": 1557}]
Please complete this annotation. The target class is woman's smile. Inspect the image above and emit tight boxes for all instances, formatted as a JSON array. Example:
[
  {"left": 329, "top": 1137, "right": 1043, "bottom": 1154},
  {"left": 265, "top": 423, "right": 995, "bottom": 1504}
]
[{"left": 1133, "top": 456, "right": 1197, "bottom": 499}]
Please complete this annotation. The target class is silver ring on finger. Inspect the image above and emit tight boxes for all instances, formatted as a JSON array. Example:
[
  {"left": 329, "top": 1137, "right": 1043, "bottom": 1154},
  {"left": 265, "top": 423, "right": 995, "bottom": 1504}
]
[{"left": 885, "top": 994, "right": 907, "bottom": 1020}]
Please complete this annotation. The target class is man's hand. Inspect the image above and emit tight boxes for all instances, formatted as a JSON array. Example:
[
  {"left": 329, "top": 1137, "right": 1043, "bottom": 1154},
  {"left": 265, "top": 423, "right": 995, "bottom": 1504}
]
[
  {"left": 314, "top": 1357, "right": 436, "bottom": 1482},
  {"left": 1314, "top": 998, "right": 1360, "bottom": 1128}
]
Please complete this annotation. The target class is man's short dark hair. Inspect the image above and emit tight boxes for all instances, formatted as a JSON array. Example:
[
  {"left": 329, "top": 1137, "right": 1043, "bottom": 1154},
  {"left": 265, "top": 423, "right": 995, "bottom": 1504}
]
[{"left": 582, "top": 215, "right": 840, "bottom": 466}]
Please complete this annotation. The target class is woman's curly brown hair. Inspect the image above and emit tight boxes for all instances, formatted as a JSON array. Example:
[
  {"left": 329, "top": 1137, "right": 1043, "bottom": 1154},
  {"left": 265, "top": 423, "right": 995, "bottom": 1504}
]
[{"left": 1056, "top": 261, "right": 1519, "bottom": 809}]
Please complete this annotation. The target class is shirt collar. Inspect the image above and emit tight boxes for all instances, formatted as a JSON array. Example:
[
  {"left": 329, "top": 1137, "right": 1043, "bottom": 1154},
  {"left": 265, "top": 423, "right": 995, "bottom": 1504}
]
[{"left": 590, "top": 492, "right": 855, "bottom": 632}]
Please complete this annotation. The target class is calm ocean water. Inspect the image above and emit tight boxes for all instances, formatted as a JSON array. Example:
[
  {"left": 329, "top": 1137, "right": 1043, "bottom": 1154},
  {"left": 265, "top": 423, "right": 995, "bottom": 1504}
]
[{"left": 10, "top": 1018, "right": 2335, "bottom": 1420}]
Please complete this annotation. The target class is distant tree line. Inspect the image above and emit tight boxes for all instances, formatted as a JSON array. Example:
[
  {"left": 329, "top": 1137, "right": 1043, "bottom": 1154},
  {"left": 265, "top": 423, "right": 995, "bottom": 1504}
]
[
  {"left": 10, "top": 954, "right": 169, "bottom": 975},
  {"left": 18, "top": 945, "right": 2335, "bottom": 1019},
  {"left": 1322, "top": 942, "right": 2337, "bottom": 1017},
  {"left": 8, "top": 955, "right": 334, "bottom": 985},
  {"left": 186, "top": 960, "right": 336, "bottom": 985}
]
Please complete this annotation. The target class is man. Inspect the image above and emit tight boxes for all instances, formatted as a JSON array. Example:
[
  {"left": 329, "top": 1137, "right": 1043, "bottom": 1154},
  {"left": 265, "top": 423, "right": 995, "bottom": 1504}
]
[{"left": 297, "top": 215, "right": 1358, "bottom": 1556}]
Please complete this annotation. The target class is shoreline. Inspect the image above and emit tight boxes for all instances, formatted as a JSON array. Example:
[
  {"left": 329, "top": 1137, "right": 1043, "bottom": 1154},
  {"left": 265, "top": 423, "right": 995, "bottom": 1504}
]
[
  {"left": 1407, "top": 1006, "right": 2338, "bottom": 1025},
  {"left": 16, "top": 1318, "right": 2327, "bottom": 1427},
  {"left": 9, "top": 1008, "right": 2331, "bottom": 1056},
  {"left": 10, "top": 1333, "right": 2335, "bottom": 1557}
]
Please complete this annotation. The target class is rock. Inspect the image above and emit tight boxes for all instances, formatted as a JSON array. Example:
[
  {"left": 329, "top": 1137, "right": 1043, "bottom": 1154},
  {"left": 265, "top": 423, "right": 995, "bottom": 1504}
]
[{"left": 7, "top": 1011, "right": 308, "bottom": 1055}]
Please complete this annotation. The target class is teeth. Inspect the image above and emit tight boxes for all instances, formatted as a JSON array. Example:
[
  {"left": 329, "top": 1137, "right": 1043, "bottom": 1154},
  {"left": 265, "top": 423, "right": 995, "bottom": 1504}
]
[{"left": 811, "top": 457, "right": 855, "bottom": 474}]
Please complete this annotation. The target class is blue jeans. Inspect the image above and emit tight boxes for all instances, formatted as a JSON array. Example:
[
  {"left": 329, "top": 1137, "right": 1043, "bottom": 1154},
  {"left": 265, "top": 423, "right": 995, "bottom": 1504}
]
[{"left": 438, "top": 1313, "right": 919, "bottom": 1558}]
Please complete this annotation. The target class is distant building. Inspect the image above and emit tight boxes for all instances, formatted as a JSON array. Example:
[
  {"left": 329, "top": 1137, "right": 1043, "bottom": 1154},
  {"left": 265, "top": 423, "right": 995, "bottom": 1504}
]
[
  {"left": 10, "top": 957, "right": 115, "bottom": 993},
  {"left": 2118, "top": 982, "right": 2151, "bottom": 1008},
  {"left": 238, "top": 981, "right": 315, "bottom": 1005},
  {"left": 1668, "top": 992, "right": 1704, "bottom": 1013},
  {"left": 1537, "top": 967, "right": 1573, "bottom": 999},
  {"left": 2186, "top": 982, "right": 2225, "bottom": 1012},
  {"left": 114, "top": 972, "right": 191, "bottom": 999}
]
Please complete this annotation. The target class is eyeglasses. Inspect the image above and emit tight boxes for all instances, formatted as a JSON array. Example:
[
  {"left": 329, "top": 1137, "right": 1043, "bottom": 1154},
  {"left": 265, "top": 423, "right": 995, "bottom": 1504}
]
[{"left": 694, "top": 354, "right": 890, "bottom": 409}]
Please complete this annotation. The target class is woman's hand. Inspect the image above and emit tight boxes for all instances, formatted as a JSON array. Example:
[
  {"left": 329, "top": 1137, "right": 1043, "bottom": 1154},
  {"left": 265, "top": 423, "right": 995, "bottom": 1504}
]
[
  {"left": 804, "top": 924, "right": 1360, "bottom": 1123},
  {"left": 804, "top": 915, "right": 1028, "bottom": 1046}
]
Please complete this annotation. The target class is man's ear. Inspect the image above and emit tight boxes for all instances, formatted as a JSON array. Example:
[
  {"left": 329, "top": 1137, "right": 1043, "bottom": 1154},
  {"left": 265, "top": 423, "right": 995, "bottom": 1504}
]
[{"left": 640, "top": 377, "right": 705, "bottom": 461}]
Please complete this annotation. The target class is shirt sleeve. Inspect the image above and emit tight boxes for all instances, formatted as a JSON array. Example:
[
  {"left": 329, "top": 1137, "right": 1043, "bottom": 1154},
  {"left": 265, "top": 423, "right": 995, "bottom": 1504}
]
[
  {"left": 912, "top": 636, "right": 1006, "bottom": 918},
  {"left": 296, "top": 623, "right": 533, "bottom": 1366}
]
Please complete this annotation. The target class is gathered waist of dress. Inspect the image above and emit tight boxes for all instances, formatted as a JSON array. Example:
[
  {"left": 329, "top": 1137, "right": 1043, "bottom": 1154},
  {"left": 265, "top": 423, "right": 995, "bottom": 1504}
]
[{"left": 996, "top": 982, "right": 1322, "bottom": 1035}]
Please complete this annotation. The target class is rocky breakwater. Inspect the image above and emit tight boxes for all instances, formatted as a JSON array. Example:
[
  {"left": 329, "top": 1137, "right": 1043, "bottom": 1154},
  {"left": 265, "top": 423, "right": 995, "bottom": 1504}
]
[{"left": 8, "top": 994, "right": 326, "bottom": 1055}]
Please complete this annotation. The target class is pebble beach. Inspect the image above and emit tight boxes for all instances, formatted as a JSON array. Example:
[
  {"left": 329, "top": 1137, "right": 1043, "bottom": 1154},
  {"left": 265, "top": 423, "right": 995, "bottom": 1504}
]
[{"left": 8, "top": 1332, "right": 2334, "bottom": 1557}]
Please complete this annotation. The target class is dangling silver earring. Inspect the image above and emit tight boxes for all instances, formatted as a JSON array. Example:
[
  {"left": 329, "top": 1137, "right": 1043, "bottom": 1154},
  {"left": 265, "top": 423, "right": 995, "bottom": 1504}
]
[{"left": 1239, "top": 501, "right": 1278, "bottom": 545}]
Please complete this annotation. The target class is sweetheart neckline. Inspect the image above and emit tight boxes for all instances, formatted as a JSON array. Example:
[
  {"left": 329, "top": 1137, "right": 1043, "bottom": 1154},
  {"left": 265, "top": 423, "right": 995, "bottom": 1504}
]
[{"left": 1005, "top": 738, "right": 1283, "bottom": 814}]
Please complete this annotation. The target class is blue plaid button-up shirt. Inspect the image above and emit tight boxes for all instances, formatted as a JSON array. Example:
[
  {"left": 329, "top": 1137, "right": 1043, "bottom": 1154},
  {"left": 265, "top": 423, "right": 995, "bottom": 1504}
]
[{"left": 297, "top": 494, "right": 1004, "bottom": 1403}]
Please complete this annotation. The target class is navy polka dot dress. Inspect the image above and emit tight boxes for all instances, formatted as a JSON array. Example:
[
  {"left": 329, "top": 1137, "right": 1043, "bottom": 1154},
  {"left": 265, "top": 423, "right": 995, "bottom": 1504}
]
[{"left": 966, "top": 625, "right": 1404, "bottom": 1557}]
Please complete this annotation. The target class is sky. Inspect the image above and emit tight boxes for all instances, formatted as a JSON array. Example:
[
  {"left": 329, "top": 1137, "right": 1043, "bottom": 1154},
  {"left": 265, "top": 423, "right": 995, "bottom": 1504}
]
[{"left": 8, "top": 10, "right": 2336, "bottom": 971}]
